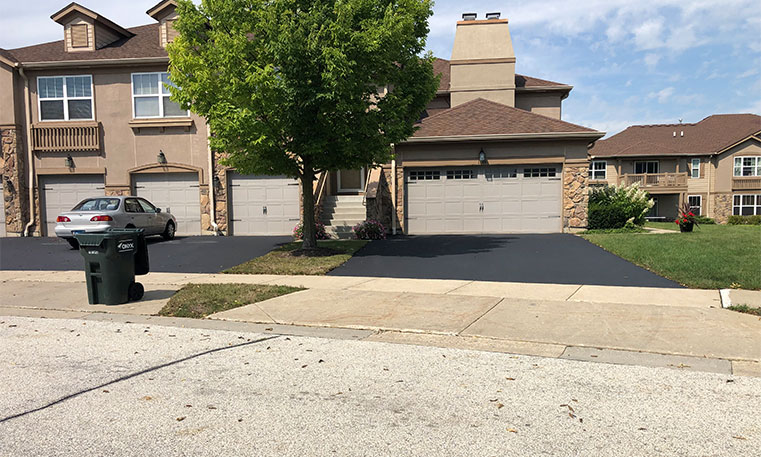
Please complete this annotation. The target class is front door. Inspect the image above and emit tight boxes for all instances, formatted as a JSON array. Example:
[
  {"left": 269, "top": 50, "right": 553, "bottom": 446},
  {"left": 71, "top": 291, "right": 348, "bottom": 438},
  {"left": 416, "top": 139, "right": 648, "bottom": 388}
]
[{"left": 337, "top": 168, "right": 365, "bottom": 192}]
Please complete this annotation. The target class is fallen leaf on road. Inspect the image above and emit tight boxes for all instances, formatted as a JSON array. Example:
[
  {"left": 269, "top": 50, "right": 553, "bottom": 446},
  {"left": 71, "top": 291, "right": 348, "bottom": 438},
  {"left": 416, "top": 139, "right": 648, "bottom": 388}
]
[
  {"left": 102, "top": 390, "right": 109, "bottom": 393},
  {"left": 141, "top": 396, "right": 153, "bottom": 401},
  {"left": 497, "top": 403, "right": 504, "bottom": 409},
  {"left": 207, "top": 405, "right": 217, "bottom": 410},
  {"left": 301, "top": 365, "right": 307, "bottom": 368},
  {"left": 318, "top": 359, "right": 325, "bottom": 363},
  {"left": 733, "top": 435, "right": 747, "bottom": 440},
  {"left": 176, "top": 417, "right": 186, "bottom": 422},
  {"left": 505, "top": 377, "right": 515, "bottom": 381},
  {"left": 506, "top": 428, "right": 518, "bottom": 433},
  {"left": 185, "top": 404, "right": 192, "bottom": 408}
]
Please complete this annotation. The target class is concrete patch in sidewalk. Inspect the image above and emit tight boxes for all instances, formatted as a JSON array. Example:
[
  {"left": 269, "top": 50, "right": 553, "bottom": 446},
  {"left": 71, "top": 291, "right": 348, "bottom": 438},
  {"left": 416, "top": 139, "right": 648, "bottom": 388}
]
[
  {"left": 569, "top": 285, "right": 721, "bottom": 308},
  {"left": 348, "top": 277, "right": 471, "bottom": 294},
  {"left": 367, "top": 331, "right": 566, "bottom": 357},
  {"left": 729, "top": 289, "right": 761, "bottom": 308},
  {"left": 207, "top": 302, "right": 276, "bottom": 324},
  {"left": 448, "top": 280, "right": 580, "bottom": 301},
  {"left": 250, "top": 288, "right": 501, "bottom": 334},
  {"left": 560, "top": 346, "right": 732, "bottom": 374}
]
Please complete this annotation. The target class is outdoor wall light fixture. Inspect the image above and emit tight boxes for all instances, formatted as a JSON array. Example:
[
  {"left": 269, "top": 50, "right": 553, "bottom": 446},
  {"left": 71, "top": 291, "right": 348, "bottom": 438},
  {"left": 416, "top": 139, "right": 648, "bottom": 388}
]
[
  {"left": 157, "top": 150, "right": 167, "bottom": 164},
  {"left": 213, "top": 176, "right": 221, "bottom": 188},
  {"left": 65, "top": 154, "right": 74, "bottom": 169},
  {"left": 479, "top": 148, "right": 486, "bottom": 164}
]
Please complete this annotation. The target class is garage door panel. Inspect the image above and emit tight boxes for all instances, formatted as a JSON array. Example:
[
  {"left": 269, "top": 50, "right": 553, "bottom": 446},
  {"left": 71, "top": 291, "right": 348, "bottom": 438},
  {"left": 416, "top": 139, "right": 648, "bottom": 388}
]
[
  {"left": 40, "top": 175, "right": 104, "bottom": 236},
  {"left": 229, "top": 173, "right": 299, "bottom": 236},
  {"left": 134, "top": 173, "right": 201, "bottom": 236},
  {"left": 406, "top": 165, "right": 562, "bottom": 234}
]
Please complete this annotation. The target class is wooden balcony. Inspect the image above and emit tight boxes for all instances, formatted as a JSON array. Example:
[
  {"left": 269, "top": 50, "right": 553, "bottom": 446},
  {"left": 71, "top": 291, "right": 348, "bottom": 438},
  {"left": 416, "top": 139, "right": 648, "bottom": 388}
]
[
  {"left": 733, "top": 177, "right": 761, "bottom": 190},
  {"left": 31, "top": 122, "right": 100, "bottom": 152},
  {"left": 619, "top": 172, "right": 687, "bottom": 191}
]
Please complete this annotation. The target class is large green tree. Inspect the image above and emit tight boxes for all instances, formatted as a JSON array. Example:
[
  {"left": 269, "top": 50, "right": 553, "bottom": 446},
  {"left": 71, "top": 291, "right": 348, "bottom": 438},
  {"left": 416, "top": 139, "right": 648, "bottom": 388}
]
[{"left": 168, "top": 0, "right": 438, "bottom": 248}]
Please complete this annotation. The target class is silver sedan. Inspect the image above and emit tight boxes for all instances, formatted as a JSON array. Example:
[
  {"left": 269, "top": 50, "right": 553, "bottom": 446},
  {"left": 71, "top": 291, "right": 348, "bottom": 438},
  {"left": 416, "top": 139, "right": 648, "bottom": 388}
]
[{"left": 55, "top": 196, "right": 177, "bottom": 249}]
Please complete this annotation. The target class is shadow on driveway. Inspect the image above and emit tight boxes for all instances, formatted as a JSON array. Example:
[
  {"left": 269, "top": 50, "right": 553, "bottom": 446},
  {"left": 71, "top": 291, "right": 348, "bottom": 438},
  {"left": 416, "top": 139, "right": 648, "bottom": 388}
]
[{"left": 329, "top": 234, "right": 682, "bottom": 288}]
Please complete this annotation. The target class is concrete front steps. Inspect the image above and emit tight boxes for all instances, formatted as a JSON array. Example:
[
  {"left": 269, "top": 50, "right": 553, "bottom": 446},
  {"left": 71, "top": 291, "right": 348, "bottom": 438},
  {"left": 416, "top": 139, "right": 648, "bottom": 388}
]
[{"left": 321, "top": 195, "right": 366, "bottom": 239}]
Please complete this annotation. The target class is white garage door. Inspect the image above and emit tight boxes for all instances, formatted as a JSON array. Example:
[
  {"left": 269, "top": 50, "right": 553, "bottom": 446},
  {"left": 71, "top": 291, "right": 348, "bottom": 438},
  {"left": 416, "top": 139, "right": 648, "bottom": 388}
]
[
  {"left": 406, "top": 166, "right": 562, "bottom": 234},
  {"left": 228, "top": 173, "right": 300, "bottom": 235},
  {"left": 40, "top": 174, "right": 105, "bottom": 236},
  {"left": 134, "top": 173, "right": 201, "bottom": 235}
]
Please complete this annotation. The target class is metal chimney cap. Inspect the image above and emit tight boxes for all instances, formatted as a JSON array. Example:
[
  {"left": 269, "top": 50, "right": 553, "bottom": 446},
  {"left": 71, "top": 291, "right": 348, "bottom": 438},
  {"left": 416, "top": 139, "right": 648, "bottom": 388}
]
[
  {"left": 462, "top": 13, "right": 477, "bottom": 21},
  {"left": 485, "top": 12, "right": 501, "bottom": 20}
]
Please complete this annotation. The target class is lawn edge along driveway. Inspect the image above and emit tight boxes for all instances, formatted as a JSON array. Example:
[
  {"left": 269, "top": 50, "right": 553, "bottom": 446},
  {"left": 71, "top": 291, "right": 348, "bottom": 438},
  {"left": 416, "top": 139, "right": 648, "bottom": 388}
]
[
  {"left": 223, "top": 240, "right": 369, "bottom": 276},
  {"left": 580, "top": 225, "right": 761, "bottom": 290},
  {"left": 159, "top": 283, "right": 303, "bottom": 318}
]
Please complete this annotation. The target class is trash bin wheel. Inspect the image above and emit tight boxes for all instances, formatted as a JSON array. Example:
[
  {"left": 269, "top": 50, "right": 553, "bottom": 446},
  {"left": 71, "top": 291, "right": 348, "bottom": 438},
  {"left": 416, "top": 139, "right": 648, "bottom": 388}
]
[{"left": 128, "top": 281, "right": 145, "bottom": 301}]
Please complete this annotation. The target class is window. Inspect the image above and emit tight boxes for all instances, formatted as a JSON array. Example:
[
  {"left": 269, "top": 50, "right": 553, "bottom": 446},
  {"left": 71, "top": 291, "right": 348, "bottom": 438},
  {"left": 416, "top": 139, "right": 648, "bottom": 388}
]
[
  {"left": 589, "top": 161, "right": 607, "bottom": 180},
  {"left": 733, "top": 194, "right": 761, "bottom": 216},
  {"left": 634, "top": 161, "right": 659, "bottom": 174},
  {"left": 446, "top": 169, "right": 476, "bottom": 179},
  {"left": 485, "top": 169, "right": 517, "bottom": 180},
  {"left": 523, "top": 167, "right": 557, "bottom": 178},
  {"left": 38, "top": 75, "right": 93, "bottom": 121},
  {"left": 138, "top": 198, "right": 158, "bottom": 213},
  {"left": 131, "top": 72, "right": 188, "bottom": 118},
  {"left": 409, "top": 170, "right": 440, "bottom": 181},
  {"left": 688, "top": 195, "right": 702, "bottom": 215},
  {"left": 690, "top": 159, "right": 701, "bottom": 179},
  {"left": 73, "top": 198, "right": 120, "bottom": 211},
  {"left": 124, "top": 198, "right": 144, "bottom": 213},
  {"left": 734, "top": 157, "right": 761, "bottom": 177}
]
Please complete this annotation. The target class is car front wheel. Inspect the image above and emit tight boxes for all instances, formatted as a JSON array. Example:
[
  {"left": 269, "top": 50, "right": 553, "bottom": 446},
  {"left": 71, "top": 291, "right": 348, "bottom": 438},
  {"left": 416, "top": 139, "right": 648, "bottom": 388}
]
[{"left": 162, "top": 221, "right": 176, "bottom": 241}]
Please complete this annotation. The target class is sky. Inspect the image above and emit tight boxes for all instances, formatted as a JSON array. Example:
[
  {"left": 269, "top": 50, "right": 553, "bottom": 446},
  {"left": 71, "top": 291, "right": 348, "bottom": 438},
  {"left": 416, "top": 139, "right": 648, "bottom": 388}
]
[{"left": 1, "top": 0, "right": 759, "bottom": 137}]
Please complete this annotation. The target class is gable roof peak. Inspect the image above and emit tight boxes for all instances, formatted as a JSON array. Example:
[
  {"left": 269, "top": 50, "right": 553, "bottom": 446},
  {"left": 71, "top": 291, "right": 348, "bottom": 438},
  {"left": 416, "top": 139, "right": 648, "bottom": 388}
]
[{"left": 50, "top": 2, "right": 133, "bottom": 39}]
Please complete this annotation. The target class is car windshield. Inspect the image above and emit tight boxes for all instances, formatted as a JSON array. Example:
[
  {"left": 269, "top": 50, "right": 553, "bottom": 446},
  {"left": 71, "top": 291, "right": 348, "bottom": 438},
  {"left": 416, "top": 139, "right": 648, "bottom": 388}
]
[{"left": 72, "top": 198, "right": 121, "bottom": 211}]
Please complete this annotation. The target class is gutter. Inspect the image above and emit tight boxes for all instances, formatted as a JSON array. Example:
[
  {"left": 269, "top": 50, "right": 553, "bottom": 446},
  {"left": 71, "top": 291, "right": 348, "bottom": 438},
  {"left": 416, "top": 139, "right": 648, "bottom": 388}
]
[
  {"left": 19, "top": 67, "right": 35, "bottom": 237},
  {"left": 403, "top": 131, "right": 606, "bottom": 144},
  {"left": 19, "top": 57, "right": 169, "bottom": 69}
]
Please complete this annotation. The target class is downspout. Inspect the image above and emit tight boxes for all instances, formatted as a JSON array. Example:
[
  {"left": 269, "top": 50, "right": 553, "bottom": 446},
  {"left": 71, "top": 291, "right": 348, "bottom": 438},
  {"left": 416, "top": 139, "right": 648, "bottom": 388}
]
[
  {"left": 19, "top": 66, "right": 35, "bottom": 237},
  {"left": 206, "top": 123, "right": 219, "bottom": 235},
  {"left": 391, "top": 144, "right": 397, "bottom": 236}
]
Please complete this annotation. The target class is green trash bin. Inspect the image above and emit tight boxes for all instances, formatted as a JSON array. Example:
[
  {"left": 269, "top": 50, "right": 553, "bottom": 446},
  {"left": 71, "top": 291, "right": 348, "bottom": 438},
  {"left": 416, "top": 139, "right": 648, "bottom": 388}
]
[{"left": 74, "top": 228, "right": 148, "bottom": 305}]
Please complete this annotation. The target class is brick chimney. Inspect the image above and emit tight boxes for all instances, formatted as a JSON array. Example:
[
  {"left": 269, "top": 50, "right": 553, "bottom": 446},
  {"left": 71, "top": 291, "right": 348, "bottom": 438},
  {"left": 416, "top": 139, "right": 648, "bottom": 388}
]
[{"left": 449, "top": 12, "right": 516, "bottom": 107}]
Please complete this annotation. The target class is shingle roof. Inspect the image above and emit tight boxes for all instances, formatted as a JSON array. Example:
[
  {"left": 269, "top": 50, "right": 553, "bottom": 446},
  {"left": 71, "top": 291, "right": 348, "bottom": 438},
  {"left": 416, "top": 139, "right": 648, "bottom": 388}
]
[
  {"left": 433, "top": 58, "right": 569, "bottom": 93},
  {"left": 412, "top": 98, "right": 600, "bottom": 138},
  {"left": 590, "top": 114, "right": 761, "bottom": 157},
  {"left": 5, "top": 23, "right": 166, "bottom": 63}
]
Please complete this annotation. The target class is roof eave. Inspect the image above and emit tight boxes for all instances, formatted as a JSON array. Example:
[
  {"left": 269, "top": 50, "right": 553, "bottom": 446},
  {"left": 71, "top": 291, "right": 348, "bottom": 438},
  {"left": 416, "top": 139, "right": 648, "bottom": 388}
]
[
  {"left": 18, "top": 56, "right": 169, "bottom": 69},
  {"left": 515, "top": 85, "right": 573, "bottom": 92},
  {"left": 51, "top": 3, "right": 134, "bottom": 39},
  {"left": 404, "top": 131, "right": 605, "bottom": 144},
  {"left": 147, "top": 0, "right": 178, "bottom": 20}
]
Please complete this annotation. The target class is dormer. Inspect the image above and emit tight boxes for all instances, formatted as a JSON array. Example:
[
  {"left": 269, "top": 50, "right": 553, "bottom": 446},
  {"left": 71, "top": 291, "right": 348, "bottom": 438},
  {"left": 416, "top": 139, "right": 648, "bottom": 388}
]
[
  {"left": 51, "top": 2, "right": 133, "bottom": 53},
  {"left": 147, "top": 0, "right": 180, "bottom": 48}
]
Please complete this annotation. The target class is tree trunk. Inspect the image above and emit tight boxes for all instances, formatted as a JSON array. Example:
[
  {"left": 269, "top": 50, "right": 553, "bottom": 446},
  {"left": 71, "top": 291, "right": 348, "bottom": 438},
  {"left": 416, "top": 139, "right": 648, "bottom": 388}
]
[{"left": 300, "top": 167, "right": 317, "bottom": 249}]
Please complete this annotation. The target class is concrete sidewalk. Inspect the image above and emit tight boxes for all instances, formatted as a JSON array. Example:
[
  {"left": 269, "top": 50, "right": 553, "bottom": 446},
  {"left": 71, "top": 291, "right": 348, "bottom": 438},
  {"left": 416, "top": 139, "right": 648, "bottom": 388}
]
[{"left": 1, "top": 270, "right": 759, "bottom": 376}]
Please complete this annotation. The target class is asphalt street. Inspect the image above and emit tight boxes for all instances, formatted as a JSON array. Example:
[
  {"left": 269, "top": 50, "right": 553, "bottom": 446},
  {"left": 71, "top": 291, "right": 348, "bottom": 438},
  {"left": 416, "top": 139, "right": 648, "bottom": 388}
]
[{"left": 1, "top": 316, "right": 757, "bottom": 456}]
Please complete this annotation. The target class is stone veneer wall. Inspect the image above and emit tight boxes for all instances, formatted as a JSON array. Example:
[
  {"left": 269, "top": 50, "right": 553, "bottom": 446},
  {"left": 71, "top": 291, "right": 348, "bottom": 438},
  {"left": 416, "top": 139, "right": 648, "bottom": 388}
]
[
  {"left": 1, "top": 127, "right": 27, "bottom": 235},
  {"left": 105, "top": 186, "right": 131, "bottom": 196},
  {"left": 713, "top": 193, "right": 732, "bottom": 224},
  {"left": 563, "top": 162, "right": 589, "bottom": 230},
  {"left": 212, "top": 151, "right": 229, "bottom": 233},
  {"left": 365, "top": 167, "right": 393, "bottom": 231}
]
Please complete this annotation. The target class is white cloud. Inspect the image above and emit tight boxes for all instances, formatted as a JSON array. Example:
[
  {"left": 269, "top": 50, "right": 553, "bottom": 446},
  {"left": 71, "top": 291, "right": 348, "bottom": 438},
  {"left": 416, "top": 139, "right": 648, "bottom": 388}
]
[
  {"left": 644, "top": 53, "right": 661, "bottom": 71},
  {"left": 633, "top": 18, "right": 664, "bottom": 50},
  {"left": 648, "top": 87, "right": 675, "bottom": 103}
]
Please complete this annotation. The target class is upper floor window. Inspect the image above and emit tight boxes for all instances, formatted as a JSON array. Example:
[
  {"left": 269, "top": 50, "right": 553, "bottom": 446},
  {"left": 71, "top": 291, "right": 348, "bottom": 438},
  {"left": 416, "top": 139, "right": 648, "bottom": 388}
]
[
  {"left": 131, "top": 72, "right": 188, "bottom": 119},
  {"left": 734, "top": 157, "right": 761, "bottom": 177},
  {"left": 634, "top": 161, "right": 659, "bottom": 174},
  {"left": 690, "top": 158, "right": 701, "bottom": 178},
  {"left": 589, "top": 161, "right": 607, "bottom": 180},
  {"left": 38, "top": 75, "right": 93, "bottom": 121}
]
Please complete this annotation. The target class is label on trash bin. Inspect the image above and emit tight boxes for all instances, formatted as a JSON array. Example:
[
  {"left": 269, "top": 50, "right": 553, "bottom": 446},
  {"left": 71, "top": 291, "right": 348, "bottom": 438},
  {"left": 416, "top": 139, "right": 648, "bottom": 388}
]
[{"left": 117, "top": 240, "right": 135, "bottom": 253}]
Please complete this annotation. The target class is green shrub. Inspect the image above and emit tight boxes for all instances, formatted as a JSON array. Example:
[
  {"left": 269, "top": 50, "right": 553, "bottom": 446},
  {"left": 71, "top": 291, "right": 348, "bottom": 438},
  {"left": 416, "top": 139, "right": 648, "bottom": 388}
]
[
  {"left": 292, "top": 222, "right": 331, "bottom": 240},
  {"left": 695, "top": 216, "right": 715, "bottom": 224},
  {"left": 728, "top": 215, "right": 761, "bottom": 225},
  {"left": 588, "top": 184, "right": 654, "bottom": 230}
]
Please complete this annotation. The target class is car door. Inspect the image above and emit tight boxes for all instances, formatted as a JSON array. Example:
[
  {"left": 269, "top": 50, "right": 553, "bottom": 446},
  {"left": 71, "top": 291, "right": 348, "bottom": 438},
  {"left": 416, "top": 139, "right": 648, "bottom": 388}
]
[
  {"left": 137, "top": 198, "right": 162, "bottom": 234},
  {"left": 123, "top": 198, "right": 148, "bottom": 229}
]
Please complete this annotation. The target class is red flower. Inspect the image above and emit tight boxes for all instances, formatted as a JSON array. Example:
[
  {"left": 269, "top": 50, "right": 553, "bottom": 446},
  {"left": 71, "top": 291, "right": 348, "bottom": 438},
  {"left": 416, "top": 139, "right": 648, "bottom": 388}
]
[
  {"left": 688, "top": 212, "right": 695, "bottom": 217},
  {"left": 683, "top": 218, "right": 688, "bottom": 223},
  {"left": 675, "top": 220, "right": 679, "bottom": 224}
]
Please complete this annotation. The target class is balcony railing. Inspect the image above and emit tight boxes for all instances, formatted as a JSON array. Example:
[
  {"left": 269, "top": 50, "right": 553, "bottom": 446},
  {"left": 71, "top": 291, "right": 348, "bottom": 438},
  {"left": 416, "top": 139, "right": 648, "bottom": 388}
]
[
  {"left": 31, "top": 123, "right": 100, "bottom": 152},
  {"left": 619, "top": 172, "right": 687, "bottom": 189},
  {"left": 733, "top": 177, "right": 761, "bottom": 190}
]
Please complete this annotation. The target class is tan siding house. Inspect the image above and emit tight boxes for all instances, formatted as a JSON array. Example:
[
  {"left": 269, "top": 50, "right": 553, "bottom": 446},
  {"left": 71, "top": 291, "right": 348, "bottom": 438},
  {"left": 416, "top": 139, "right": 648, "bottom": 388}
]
[
  {"left": 589, "top": 115, "right": 761, "bottom": 222},
  {"left": 1, "top": 4, "right": 603, "bottom": 238}
]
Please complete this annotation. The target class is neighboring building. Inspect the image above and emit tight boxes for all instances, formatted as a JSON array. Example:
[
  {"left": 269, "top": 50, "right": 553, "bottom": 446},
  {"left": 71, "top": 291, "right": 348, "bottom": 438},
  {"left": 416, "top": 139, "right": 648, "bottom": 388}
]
[
  {"left": 589, "top": 114, "right": 761, "bottom": 222},
  {"left": 1, "top": 4, "right": 603, "bottom": 238}
]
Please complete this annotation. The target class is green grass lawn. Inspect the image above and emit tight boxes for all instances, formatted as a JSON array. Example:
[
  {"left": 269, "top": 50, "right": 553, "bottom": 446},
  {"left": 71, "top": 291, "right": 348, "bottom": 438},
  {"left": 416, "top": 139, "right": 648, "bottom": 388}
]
[
  {"left": 223, "top": 239, "right": 368, "bottom": 275},
  {"left": 159, "top": 283, "right": 302, "bottom": 318},
  {"left": 581, "top": 224, "right": 761, "bottom": 289}
]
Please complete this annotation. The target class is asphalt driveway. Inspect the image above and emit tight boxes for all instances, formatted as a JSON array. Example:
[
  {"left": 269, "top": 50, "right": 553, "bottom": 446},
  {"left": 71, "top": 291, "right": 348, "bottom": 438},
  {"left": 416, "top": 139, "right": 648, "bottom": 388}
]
[
  {"left": 329, "top": 234, "right": 682, "bottom": 288},
  {"left": 0, "top": 236, "right": 291, "bottom": 273}
]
